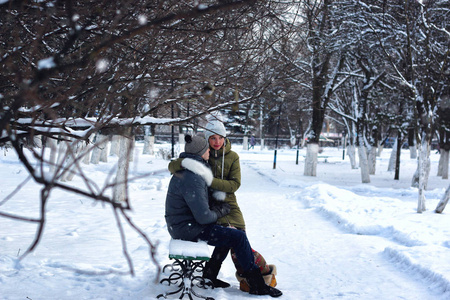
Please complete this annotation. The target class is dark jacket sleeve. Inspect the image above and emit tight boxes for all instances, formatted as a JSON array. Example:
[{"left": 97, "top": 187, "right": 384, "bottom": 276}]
[{"left": 182, "top": 172, "right": 218, "bottom": 225}]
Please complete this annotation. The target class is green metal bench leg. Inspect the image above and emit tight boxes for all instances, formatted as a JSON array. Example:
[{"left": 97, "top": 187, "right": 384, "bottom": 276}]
[{"left": 157, "top": 258, "right": 214, "bottom": 300}]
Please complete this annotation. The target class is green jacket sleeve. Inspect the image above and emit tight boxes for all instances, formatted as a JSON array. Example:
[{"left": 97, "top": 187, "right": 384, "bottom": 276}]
[
  {"left": 168, "top": 158, "right": 184, "bottom": 174},
  {"left": 210, "top": 155, "right": 241, "bottom": 193}
]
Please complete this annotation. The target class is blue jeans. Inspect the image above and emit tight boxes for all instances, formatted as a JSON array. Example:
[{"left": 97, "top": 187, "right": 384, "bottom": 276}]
[{"left": 196, "top": 224, "right": 256, "bottom": 273}]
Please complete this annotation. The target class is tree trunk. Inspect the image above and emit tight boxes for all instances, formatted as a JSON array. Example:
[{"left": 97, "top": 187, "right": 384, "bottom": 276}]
[
  {"left": 90, "top": 133, "right": 102, "bottom": 165},
  {"left": 368, "top": 145, "right": 376, "bottom": 175},
  {"left": 33, "top": 135, "right": 43, "bottom": 148},
  {"left": 242, "top": 136, "right": 248, "bottom": 151},
  {"left": 56, "top": 139, "right": 69, "bottom": 180},
  {"left": 64, "top": 139, "right": 82, "bottom": 182},
  {"left": 408, "top": 128, "right": 417, "bottom": 159},
  {"left": 442, "top": 149, "right": 449, "bottom": 179},
  {"left": 304, "top": 143, "right": 318, "bottom": 176},
  {"left": 113, "top": 133, "right": 132, "bottom": 203},
  {"left": 347, "top": 144, "right": 357, "bottom": 169},
  {"left": 411, "top": 163, "right": 419, "bottom": 188},
  {"left": 377, "top": 140, "right": 383, "bottom": 157},
  {"left": 358, "top": 145, "right": 371, "bottom": 183},
  {"left": 417, "top": 139, "right": 431, "bottom": 213},
  {"left": 47, "top": 138, "right": 58, "bottom": 172},
  {"left": 81, "top": 138, "right": 91, "bottom": 165},
  {"left": 99, "top": 134, "right": 109, "bottom": 163},
  {"left": 142, "top": 125, "right": 154, "bottom": 155},
  {"left": 437, "top": 149, "right": 449, "bottom": 179},
  {"left": 435, "top": 184, "right": 450, "bottom": 213},
  {"left": 110, "top": 135, "right": 120, "bottom": 156},
  {"left": 387, "top": 139, "right": 397, "bottom": 172},
  {"left": 409, "top": 145, "right": 417, "bottom": 159}
]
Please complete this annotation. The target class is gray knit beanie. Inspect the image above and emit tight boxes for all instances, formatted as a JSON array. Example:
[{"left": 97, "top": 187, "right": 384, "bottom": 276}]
[
  {"left": 184, "top": 134, "right": 209, "bottom": 156},
  {"left": 205, "top": 119, "right": 227, "bottom": 141}
]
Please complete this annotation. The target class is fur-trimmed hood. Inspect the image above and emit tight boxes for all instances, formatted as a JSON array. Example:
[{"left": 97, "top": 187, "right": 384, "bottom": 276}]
[{"left": 180, "top": 157, "right": 213, "bottom": 186}]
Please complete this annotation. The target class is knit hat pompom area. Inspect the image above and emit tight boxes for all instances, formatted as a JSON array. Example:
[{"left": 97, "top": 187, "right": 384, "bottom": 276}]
[{"left": 184, "top": 134, "right": 209, "bottom": 157}]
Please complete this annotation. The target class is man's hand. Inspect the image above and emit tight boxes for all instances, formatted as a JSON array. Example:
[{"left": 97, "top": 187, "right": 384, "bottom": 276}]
[{"left": 212, "top": 202, "right": 231, "bottom": 218}]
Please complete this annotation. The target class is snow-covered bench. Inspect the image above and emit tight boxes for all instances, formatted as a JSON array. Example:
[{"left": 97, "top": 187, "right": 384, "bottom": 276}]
[{"left": 157, "top": 239, "right": 214, "bottom": 300}]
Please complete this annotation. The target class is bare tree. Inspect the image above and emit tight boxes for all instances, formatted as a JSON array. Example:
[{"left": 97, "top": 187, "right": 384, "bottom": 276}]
[
  {"left": 435, "top": 184, "right": 450, "bottom": 214},
  {"left": 0, "top": 0, "right": 276, "bottom": 274}
]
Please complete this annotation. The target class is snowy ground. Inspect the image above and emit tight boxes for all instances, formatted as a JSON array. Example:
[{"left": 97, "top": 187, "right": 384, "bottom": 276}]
[{"left": 0, "top": 142, "right": 449, "bottom": 300}]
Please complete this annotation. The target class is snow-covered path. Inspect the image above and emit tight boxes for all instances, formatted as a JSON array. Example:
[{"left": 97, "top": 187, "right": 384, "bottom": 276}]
[
  {"left": 209, "top": 161, "right": 441, "bottom": 300},
  {"left": 1, "top": 145, "right": 448, "bottom": 300}
]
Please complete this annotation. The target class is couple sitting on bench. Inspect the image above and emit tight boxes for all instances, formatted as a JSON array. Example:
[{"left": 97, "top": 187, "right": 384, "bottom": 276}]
[{"left": 164, "top": 134, "right": 282, "bottom": 297}]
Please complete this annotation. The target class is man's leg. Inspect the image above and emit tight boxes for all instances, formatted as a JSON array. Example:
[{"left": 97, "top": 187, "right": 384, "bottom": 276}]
[
  {"left": 197, "top": 225, "right": 282, "bottom": 298},
  {"left": 197, "top": 225, "right": 254, "bottom": 272},
  {"left": 203, "top": 246, "right": 231, "bottom": 288}
]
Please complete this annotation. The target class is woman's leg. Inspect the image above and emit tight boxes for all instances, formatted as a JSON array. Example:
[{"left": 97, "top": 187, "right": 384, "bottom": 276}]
[
  {"left": 197, "top": 225, "right": 282, "bottom": 297},
  {"left": 197, "top": 225, "right": 254, "bottom": 272}
]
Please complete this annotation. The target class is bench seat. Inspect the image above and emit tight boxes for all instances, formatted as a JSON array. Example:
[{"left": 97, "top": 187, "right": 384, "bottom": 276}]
[{"left": 157, "top": 239, "right": 214, "bottom": 300}]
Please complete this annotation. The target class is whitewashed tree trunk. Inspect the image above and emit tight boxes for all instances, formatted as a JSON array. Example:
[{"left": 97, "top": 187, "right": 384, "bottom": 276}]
[
  {"left": 129, "top": 137, "right": 135, "bottom": 162},
  {"left": 110, "top": 135, "right": 120, "bottom": 156},
  {"left": 176, "top": 133, "right": 184, "bottom": 158},
  {"left": 416, "top": 139, "right": 431, "bottom": 213},
  {"left": 56, "top": 139, "right": 69, "bottom": 181},
  {"left": 145, "top": 136, "right": 155, "bottom": 155},
  {"left": 387, "top": 139, "right": 398, "bottom": 171},
  {"left": 242, "top": 136, "right": 248, "bottom": 150},
  {"left": 304, "top": 143, "right": 318, "bottom": 176},
  {"left": 377, "top": 141, "right": 383, "bottom": 157},
  {"left": 63, "top": 139, "right": 83, "bottom": 182},
  {"left": 437, "top": 149, "right": 449, "bottom": 179},
  {"left": 409, "top": 145, "right": 417, "bottom": 159},
  {"left": 347, "top": 145, "right": 357, "bottom": 169},
  {"left": 113, "top": 134, "right": 132, "bottom": 203},
  {"left": 437, "top": 152, "right": 443, "bottom": 176},
  {"left": 411, "top": 160, "right": 419, "bottom": 188},
  {"left": 435, "top": 184, "right": 450, "bottom": 213},
  {"left": 33, "top": 135, "right": 43, "bottom": 148},
  {"left": 47, "top": 138, "right": 58, "bottom": 172},
  {"left": 442, "top": 149, "right": 449, "bottom": 179},
  {"left": 178, "top": 133, "right": 185, "bottom": 145},
  {"left": 358, "top": 145, "right": 371, "bottom": 183},
  {"left": 260, "top": 138, "right": 265, "bottom": 151},
  {"left": 90, "top": 134, "right": 101, "bottom": 165},
  {"left": 82, "top": 135, "right": 94, "bottom": 165},
  {"left": 142, "top": 126, "right": 152, "bottom": 155},
  {"left": 90, "top": 134, "right": 108, "bottom": 164},
  {"left": 143, "top": 136, "right": 151, "bottom": 154},
  {"left": 100, "top": 135, "right": 109, "bottom": 163},
  {"left": 368, "top": 145, "right": 377, "bottom": 175}
]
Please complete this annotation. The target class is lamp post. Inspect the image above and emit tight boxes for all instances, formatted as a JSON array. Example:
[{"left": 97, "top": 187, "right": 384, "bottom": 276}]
[
  {"left": 342, "top": 131, "right": 346, "bottom": 160},
  {"left": 273, "top": 92, "right": 285, "bottom": 169},
  {"left": 171, "top": 80, "right": 175, "bottom": 159},
  {"left": 296, "top": 118, "right": 303, "bottom": 165}
]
